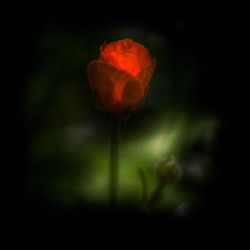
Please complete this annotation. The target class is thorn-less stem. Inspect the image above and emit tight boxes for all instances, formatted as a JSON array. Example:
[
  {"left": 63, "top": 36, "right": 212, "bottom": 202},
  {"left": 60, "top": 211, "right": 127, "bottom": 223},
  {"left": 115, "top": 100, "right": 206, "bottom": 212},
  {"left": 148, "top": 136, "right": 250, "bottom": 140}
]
[
  {"left": 138, "top": 168, "right": 148, "bottom": 206},
  {"left": 109, "top": 115, "right": 120, "bottom": 210},
  {"left": 147, "top": 184, "right": 165, "bottom": 211}
]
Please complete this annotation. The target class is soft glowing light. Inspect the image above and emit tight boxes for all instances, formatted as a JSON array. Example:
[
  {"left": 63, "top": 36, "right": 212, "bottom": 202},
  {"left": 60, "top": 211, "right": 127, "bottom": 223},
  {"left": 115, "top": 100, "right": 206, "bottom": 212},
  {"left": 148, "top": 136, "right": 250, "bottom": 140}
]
[{"left": 148, "top": 133, "right": 169, "bottom": 156}]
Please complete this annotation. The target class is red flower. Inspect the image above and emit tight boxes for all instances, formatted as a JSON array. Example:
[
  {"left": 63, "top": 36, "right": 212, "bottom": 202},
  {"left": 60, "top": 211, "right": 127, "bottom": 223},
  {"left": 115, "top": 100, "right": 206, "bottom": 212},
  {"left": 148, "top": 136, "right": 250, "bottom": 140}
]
[{"left": 87, "top": 38, "right": 156, "bottom": 113}]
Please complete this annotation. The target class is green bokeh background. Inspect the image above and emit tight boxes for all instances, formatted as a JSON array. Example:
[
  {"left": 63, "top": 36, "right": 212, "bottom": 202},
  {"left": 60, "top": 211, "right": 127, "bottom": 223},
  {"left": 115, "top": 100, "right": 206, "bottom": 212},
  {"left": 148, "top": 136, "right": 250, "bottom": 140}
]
[{"left": 23, "top": 24, "right": 218, "bottom": 215}]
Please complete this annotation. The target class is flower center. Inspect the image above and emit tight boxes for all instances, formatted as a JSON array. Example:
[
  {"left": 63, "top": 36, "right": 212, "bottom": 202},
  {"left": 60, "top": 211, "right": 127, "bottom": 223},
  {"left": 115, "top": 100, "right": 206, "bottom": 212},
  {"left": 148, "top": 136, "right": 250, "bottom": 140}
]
[{"left": 109, "top": 51, "right": 140, "bottom": 76}]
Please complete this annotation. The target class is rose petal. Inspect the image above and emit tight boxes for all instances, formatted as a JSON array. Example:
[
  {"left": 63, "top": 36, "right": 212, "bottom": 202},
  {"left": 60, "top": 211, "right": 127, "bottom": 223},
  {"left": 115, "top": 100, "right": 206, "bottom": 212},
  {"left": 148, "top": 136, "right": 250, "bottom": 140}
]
[
  {"left": 131, "top": 41, "right": 152, "bottom": 69},
  {"left": 87, "top": 60, "right": 144, "bottom": 112},
  {"left": 137, "top": 59, "right": 157, "bottom": 88}
]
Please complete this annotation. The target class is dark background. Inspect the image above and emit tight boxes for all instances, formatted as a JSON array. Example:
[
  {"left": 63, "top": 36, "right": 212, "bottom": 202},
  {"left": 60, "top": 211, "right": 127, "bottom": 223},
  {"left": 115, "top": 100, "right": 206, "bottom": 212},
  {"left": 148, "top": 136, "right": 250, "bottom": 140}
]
[{"left": 9, "top": 2, "right": 244, "bottom": 235}]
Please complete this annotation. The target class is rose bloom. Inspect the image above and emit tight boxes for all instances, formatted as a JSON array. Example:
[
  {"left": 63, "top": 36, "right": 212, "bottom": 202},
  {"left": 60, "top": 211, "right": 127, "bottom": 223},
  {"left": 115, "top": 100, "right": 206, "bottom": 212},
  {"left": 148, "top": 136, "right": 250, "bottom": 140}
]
[{"left": 87, "top": 38, "right": 156, "bottom": 113}]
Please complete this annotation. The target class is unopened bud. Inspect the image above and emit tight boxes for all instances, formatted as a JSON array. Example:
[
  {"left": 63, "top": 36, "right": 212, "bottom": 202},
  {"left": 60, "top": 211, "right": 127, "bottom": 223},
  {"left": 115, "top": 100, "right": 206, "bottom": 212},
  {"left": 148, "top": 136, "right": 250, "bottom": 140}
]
[{"left": 156, "top": 156, "right": 181, "bottom": 187}]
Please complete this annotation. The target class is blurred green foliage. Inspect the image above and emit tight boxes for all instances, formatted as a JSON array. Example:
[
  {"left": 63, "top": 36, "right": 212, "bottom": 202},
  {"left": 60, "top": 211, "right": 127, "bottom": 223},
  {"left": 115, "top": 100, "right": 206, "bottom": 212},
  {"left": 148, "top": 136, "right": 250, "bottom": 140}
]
[{"left": 24, "top": 25, "right": 218, "bottom": 213}]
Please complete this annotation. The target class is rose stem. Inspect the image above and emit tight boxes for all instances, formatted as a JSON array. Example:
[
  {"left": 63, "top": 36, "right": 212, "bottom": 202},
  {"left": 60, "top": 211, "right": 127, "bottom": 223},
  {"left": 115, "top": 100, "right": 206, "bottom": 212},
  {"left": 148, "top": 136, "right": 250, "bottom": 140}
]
[
  {"left": 147, "top": 184, "right": 165, "bottom": 211},
  {"left": 109, "top": 114, "right": 120, "bottom": 211}
]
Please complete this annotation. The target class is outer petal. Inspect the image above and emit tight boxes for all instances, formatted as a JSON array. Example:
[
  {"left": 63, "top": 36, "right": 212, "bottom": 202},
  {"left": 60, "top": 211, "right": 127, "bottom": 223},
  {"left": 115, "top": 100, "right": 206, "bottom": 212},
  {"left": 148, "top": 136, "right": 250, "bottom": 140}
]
[
  {"left": 131, "top": 41, "right": 152, "bottom": 69},
  {"left": 137, "top": 58, "right": 157, "bottom": 88},
  {"left": 87, "top": 60, "right": 144, "bottom": 112}
]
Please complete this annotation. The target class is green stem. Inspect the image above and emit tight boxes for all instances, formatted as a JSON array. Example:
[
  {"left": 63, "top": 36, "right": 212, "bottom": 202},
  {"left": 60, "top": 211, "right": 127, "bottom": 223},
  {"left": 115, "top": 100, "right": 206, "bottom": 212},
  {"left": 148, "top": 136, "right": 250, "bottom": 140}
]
[
  {"left": 109, "top": 115, "right": 120, "bottom": 210},
  {"left": 138, "top": 168, "right": 148, "bottom": 206},
  {"left": 147, "top": 184, "right": 164, "bottom": 211}
]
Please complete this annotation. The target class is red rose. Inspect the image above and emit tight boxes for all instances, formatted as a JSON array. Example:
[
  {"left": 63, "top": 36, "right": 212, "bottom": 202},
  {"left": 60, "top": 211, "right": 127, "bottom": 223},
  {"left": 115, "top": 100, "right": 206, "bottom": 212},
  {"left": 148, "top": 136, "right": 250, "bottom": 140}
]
[{"left": 87, "top": 38, "right": 156, "bottom": 113}]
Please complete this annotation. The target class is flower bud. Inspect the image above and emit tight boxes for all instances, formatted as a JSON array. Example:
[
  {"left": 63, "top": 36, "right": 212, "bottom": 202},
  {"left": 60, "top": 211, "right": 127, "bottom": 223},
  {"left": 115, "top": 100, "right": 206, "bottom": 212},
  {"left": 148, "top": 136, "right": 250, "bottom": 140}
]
[
  {"left": 156, "top": 156, "right": 181, "bottom": 187},
  {"left": 87, "top": 38, "right": 156, "bottom": 113}
]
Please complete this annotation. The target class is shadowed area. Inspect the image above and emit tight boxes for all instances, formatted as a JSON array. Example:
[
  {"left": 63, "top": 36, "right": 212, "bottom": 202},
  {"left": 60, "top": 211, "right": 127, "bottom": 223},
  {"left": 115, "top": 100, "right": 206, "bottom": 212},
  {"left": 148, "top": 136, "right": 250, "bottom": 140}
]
[
  {"left": 13, "top": 4, "right": 239, "bottom": 229},
  {"left": 22, "top": 24, "right": 218, "bottom": 217}
]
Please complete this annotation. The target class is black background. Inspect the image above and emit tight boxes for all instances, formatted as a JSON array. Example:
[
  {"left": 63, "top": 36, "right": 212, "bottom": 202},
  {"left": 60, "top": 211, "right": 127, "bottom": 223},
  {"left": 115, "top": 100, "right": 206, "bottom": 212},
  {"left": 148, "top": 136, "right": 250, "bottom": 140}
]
[{"left": 8, "top": 2, "right": 245, "bottom": 238}]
